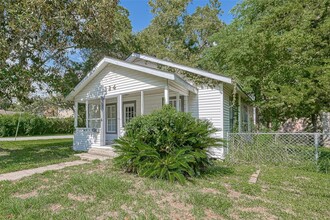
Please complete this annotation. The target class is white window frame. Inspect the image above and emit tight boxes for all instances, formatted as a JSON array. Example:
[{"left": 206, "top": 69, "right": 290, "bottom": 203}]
[
  {"left": 162, "top": 96, "right": 184, "bottom": 112},
  {"left": 88, "top": 103, "right": 101, "bottom": 128},
  {"left": 123, "top": 101, "right": 136, "bottom": 126}
]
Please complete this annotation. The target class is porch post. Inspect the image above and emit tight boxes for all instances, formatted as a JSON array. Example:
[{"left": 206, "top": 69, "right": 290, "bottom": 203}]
[
  {"left": 176, "top": 93, "right": 180, "bottom": 111},
  {"left": 85, "top": 100, "right": 89, "bottom": 128},
  {"left": 74, "top": 101, "right": 78, "bottom": 128},
  {"left": 238, "top": 94, "right": 242, "bottom": 132},
  {"left": 117, "top": 94, "right": 123, "bottom": 137},
  {"left": 184, "top": 95, "right": 188, "bottom": 112},
  {"left": 100, "top": 97, "right": 106, "bottom": 146},
  {"left": 141, "top": 91, "right": 144, "bottom": 115},
  {"left": 253, "top": 107, "right": 257, "bottom": 126},
  {"left": 164, "top": 83, "right": 169, "bottom": 105}
]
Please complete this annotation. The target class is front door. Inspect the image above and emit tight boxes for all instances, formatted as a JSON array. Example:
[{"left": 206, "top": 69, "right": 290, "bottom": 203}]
[
  {"left": 106, "top": 104, "right": 117, "bottom": 134},
  {"left": 123, "top": 102, "right": 136, "bottom": 126}
]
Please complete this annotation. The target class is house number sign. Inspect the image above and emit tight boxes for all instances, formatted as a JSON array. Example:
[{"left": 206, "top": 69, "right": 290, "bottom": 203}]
[{"left": 108, "top": 85, "right": 117, "bottom": 91}]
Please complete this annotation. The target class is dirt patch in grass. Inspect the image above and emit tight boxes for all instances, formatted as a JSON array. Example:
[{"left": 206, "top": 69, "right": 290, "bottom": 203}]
[
  {"left": 86, "top": 164, "right": 107, "bottom": 174},
  {"left": 284, "top": 208, "right": 296, "bottom": 216},
  {"left": 238, "top": 207, "right": 277, "bottom": 220},
  {"left": 145, "top": 189, "right": 160, "bottom": 197},
  {"left": 96, "top": 211, "right": 119, "bottom": 220},
  {"left": 280, "top": 186, "right": 302, "bottom": 195},
  {"left": 68, "top": 193, "right": 95, "bottom": 202},
  {"left": 121, "top": 204, "right": 137, "bottom": 217},
  {"left": 13, "top": 190, "right": 38, "bottom": 199},
  {"left": 41, "top": 178, "right": 49, "bottom": 183},
  {"left": 261, "top": 184, "right": 270, "bottom": 192},
  {"left": 224, "top": 184, "right": 241, "bottom": 199},
  {"left": 146, "top": 189, "right": 194, "bottom": 219},
  {"left": 49, "top": 204, "right": 63, "bottom": 213},
  {"left": 199, "top": 187, "right": 222, "bottom": 195},
  {"left": 204, "top": 209, "right": 225, "bottom": 219},
  {"left": 294, "top": 176, "right": 310, "bottom": 180}
]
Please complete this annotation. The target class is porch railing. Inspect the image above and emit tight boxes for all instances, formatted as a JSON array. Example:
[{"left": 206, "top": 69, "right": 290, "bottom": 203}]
[{"left": 73, "top": 128, "right": 100, "bottom": 151}]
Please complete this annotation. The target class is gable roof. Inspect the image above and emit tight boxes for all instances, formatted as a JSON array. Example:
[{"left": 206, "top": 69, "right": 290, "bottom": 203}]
[
  {"left": 126, "top": 53, "right": 232, "bottom": 84},
  {"left": 126, "top": 53, "right": 254, "bottom": 100},
  {"left": 65, "top": 56, "right": 197, "bottom": 101}
]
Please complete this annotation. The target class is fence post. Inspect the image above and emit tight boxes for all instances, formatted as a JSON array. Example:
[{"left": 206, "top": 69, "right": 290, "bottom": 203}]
[{"left": 314, "top": 133, "right": 319, "bottom": 163}]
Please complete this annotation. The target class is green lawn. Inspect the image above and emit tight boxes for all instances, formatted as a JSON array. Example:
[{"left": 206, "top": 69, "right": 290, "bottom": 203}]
[
  {"left": 0, "top": 134, "right": 72, "bottom": 138},
  {"left": 0, "top": 160, "right": 329, "bottom": 219},
  {"left": 0, "top": 139, "right": 78, "bottom": 174}
]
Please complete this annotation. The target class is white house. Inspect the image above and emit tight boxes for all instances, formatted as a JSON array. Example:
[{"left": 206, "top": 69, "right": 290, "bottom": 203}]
[{"left": 66, "top": 53, "right": 254, "bottom": 158}]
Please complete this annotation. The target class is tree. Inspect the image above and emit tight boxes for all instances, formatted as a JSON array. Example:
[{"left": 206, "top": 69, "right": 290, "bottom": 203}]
[
  {"left": 47, "top": 5, "right": 135, "bottom": 98},
  {"left": 0, "top": 0, "right": 120, "bottom": 104},
  {"left": 137, "top": 0, "right": 224, "bottom": 67},
  {"left": 202, "top": 0, "right": 330, "bottom": 131}
]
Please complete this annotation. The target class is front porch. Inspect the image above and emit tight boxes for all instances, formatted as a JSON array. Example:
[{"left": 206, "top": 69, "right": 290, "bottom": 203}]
[{"left": 73, "top": 86, "right": 193, "bottom": 151}]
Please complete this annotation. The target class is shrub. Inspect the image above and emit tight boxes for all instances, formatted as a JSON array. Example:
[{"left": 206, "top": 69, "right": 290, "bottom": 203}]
[
  {"left": 0, "top": 113, "right": 74, "bottom": 137},
  {"left": 113, "top": 105, "right": 222, "bottom": 183}
]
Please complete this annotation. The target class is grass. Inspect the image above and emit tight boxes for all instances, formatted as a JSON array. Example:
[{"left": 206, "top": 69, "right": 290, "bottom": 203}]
[
  {"left": 0, "top": 139, "right": 78, "bottom": 174},
  {"left": 0, "top": 134, "right": 72, "bottom": 138},
  {"left": 0, "top": 160, "right": 329, "bottom": 219}
]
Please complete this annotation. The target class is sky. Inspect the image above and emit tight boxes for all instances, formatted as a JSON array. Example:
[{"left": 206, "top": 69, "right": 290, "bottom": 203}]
[
  {"left": 70, "top": 0, "right": 240, "bottom": 63},
  {"left": 120, "top": 0, "right": 240, "bottom": 33}
]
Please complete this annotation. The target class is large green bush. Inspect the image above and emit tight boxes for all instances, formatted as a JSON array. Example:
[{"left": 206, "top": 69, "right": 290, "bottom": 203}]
[
  {"left": 113, "top": 106, "right": 222, "bottom": 183},
  {"left": 0, "top": 113, "right": 74, "bottom": 137}
]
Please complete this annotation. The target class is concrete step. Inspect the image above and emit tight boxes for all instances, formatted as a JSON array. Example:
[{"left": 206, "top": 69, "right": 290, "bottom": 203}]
[
  {"left": 88, "top": 147, "right": 117, "bottom": 158},
  {"left": 75, "top": 153, "right": 110, "bottom": 161}
]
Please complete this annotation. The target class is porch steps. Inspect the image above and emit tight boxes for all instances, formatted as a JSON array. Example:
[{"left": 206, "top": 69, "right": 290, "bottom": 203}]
[
  {"left": 74, "top": 147, "right": 117, "bottom": 162},
  {"left": 88, "top": 147, "right": 118, "bottom": 158},
  {"left": 75, "top": 153, "right": 110, "bottom": 161}
]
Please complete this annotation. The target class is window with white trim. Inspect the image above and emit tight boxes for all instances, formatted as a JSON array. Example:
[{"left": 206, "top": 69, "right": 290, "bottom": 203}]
[
  {"left": 107, "top": 104, "right": 117, "bottom": 133},
  {"left": 88, "top": 103, "right": 101, "bottom": 128},
  {"left": 123, "top": 102, "right": 136, "bottom": 126},
  {"left": 163, "top": 96, "right": 184, "bottom": 112}
]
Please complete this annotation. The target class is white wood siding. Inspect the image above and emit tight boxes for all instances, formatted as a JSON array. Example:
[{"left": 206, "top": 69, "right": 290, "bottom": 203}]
[
  {"left": 168, "top": 80, "right": 189, "bottom": 96},
  {"left": 188, "top": 92, "right": 198, "bottom": 118},
  {"left": 75, "top": 64, "right": 166, "bottom": 101},
  {"left": 197, "top": 85, "right": 224, "bottom": 138}
]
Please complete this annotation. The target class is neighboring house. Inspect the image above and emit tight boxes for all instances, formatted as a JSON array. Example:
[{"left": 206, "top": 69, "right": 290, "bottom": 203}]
[
  {"left": 0, "top": 109, "right": 17, "bottom": 115},
  {"left": 44, "top": 107, "right": 74, "bottom": 118},
  {"left": 65, "top": 53, "right": 254, "bottom": 158}
]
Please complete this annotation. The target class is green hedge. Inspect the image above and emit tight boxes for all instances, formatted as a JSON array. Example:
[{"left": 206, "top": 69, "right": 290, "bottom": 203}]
[{"left": 0, "top": 113, "right": 74, "bottom": 137}]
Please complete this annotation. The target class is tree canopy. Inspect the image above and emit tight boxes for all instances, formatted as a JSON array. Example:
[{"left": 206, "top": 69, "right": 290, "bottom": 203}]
[
  {"left": 202, "top": 0, "right": 330, "bottom": 130},
  {"left": 137, "top": 0, "right": 224, "bottom": 66},
  {"left": 1, "top": 0, "right": 329, "bottom": 131},
  {"left": 0, "top": 0, "right": 122, "bottom": 104}
]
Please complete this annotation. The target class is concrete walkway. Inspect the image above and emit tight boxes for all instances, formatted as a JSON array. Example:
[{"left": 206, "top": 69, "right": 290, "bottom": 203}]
[
  {"left": 0, "top": 135, "right": 73, "bottom": 141},
  {"left": 0, "top": 153, "right": 111, "bottom": 181},
  {"left": 0, "top": 161, "right": 89, "bottom": 181}
]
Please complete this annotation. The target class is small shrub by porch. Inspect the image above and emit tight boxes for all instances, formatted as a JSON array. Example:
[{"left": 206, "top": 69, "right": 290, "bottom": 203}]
[{"left": 113, "top": 105, "right": 223, "bottom": 183}]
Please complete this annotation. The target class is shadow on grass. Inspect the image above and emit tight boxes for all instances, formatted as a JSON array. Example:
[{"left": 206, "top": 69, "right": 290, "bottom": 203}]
[
  {"left": 195, "top": 161, "right": 235, "bottom": 181},
  {"left": 0, "top": 139, "right": 76, "bottom": 174}
]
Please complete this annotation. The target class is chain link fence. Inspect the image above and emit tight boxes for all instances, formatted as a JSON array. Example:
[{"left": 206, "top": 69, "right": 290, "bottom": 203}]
[{"left": 226, "top": 133, "right": 330, "bottom": 173}]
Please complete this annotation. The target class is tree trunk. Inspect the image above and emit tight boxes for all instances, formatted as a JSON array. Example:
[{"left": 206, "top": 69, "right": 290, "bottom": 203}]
[{"left": 311, "top": 114, "right": 318, "bottom": 132}]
